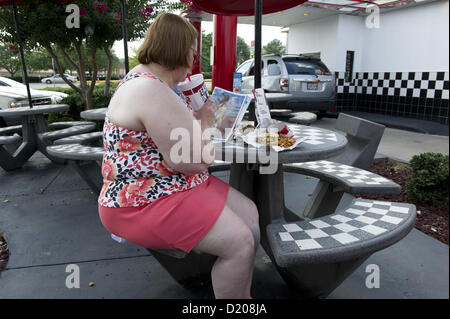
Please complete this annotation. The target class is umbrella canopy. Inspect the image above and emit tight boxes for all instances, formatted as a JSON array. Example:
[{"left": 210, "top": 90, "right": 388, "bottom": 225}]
[{"left": 190, "top": 0, "right": 307, "bottom": 16}]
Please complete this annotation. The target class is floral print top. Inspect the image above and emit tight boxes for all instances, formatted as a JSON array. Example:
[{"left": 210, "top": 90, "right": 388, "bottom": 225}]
[{"left": 98, "top": 72, "right": 210, "bottom": 208}]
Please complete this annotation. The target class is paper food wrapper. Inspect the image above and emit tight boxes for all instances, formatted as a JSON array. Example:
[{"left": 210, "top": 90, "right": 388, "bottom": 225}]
[{"left": 241, "top": 123, "right": 307, "bottom": 152}]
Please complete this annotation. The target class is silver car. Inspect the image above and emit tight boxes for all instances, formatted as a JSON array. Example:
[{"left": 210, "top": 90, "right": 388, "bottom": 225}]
[
  {"left": 41, "top": 74, "right": 77, "bottom": 84},
  {"left": 0, "top": 76, "right": 68, "bottom": 125},
  {"left": 236, "top": 54, "right": 336, "bottom": 118}
]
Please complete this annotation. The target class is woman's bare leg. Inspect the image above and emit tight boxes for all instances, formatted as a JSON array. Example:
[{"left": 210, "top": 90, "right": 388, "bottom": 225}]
[
  {"left": 193, "top": 205, "right": 256, "bottom": 299},
  {"left": 222, "top": 186, "right": 260, "bottom": 295},
  {"left": 224, "top": 186, "right": 260, "bottom": 252}
]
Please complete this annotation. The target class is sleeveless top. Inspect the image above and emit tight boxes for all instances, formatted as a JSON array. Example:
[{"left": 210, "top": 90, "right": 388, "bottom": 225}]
[{"left": 98, "top": 72, "right": 210, "bottom": 208}]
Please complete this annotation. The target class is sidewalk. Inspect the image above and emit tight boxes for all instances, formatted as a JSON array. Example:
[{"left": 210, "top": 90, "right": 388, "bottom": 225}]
[{"left": 0, "top": 118, "right": 448, "bottom": 299}]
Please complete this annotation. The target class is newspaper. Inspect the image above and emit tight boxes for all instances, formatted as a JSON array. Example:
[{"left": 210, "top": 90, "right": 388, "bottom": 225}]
[{"left": 209, "top": 87, "right": 252, "bottom": 142}]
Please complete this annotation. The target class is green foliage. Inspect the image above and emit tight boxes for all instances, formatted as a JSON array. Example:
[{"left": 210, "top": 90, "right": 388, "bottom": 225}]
[
  {"left": 47, "top": 81, "right": 118, "bottom": 130},
  {"left": 262, "top": 39, "right": 285, "bottom": 56},
  {"left": 406, "top": 152, "right": 449, "bottom": 207},
  {"left": 201, "top": 31, "right": 212, "bottom": 76},
  {"left": 236, "top": 36, "right": 250, "bottom": 66}
]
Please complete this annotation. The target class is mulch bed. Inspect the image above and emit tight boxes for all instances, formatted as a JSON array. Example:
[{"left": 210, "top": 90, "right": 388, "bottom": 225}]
[
  {"left": 0, "top": 232, "right": 9, "bottom": 276},
  {"left": 356, "top": 159, "right": 448, "bottom": 245}
]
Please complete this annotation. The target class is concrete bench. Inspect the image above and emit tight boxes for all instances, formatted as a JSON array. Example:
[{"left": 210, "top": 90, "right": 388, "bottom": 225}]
[
  {"left": 207, "top": 159, "right": 231, "bottom": 173},
  {"left": 48, "top": 121, "right": 95, "bottom": 129},
  {"left": 270, "top": 109, "right": 293, "bottom": 118},
  {"left": 53, "top": 131, "right": 102, "bottom": 145},
  {"left": 0, "top": 135, "right": 21, "bottom": 145},
  {"left": 288, "top": 112, "right": 317, "bottom": 125},
  {"left": 284, "top": 160, "right": 401, "bottom": 195},
  {"left": 0, "top": 125, "right": 22, "bottom": 135},
  {"left": 46, "top": 144, "right": 104, "bottom": 193},
  {"left": 266, "top": 198, "right": 416, "bottom": 298},
  {"left": 41, "top": 123, "right": 96, "bottom": 143},
  {"left": 284, "top": 113, "right": 387, "bottom": 221}
]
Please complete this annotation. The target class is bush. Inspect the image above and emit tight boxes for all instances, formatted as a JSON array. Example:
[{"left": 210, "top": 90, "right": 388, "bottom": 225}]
[
  {"left": 47, "top": 82, "right": 118, "bottom": 131},
  {"left": 406, "top": 152, "right": 449, "bottom": 207}
]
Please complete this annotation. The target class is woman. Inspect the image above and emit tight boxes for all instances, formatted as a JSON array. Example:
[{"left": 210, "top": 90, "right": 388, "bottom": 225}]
[{"left": 98, "top": 13, "right": 260, "bottom": 299}]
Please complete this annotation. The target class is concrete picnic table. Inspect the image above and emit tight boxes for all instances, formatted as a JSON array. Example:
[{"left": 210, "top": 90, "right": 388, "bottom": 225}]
[
  {"left": 0, "top": 104, "right": 70, "bottom": 170},
  {"left": 215, "top": 123, "right": 348, "bottom": 253}
]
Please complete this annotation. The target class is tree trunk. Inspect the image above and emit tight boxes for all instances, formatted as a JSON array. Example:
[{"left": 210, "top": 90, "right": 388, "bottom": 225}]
[{"left": 104, "top": 45, "right": 113, "bottom": 96}]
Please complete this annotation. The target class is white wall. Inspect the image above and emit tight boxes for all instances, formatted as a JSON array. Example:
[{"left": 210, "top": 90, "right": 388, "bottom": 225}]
[
  {"left": 286, "top": 15, "right": 339, "bottom": 71},
  {"left": 362, "top": 0, "right": 449, "bottom": 72},
  {"left": 286, "top": 0, "right": 449, "bottom": 73}
]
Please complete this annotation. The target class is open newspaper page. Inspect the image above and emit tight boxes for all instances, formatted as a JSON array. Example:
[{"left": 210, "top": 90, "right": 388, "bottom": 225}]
[{"left": 210, "top": 87, "right": 252, "bottom": 142}]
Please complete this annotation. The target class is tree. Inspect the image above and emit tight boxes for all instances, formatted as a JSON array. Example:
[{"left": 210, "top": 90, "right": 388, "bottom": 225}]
[
  {"left": 0, "top": 43, "right": 21, "bottom": 76},
  {"left": 236, "top": 36, "right": 250, "bottom": 66},
  {"left": 201, "top": 31, "right": 212, "bottom": 78},
  {"left": 0, "top": 0, "right": 183, "bottom": 109},
  {"left": 262, "top": 39, "right": 285, "bottom": 56}
]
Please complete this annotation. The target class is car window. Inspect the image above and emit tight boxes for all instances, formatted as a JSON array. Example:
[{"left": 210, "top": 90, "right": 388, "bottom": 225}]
[
  {"left": 236, "top": 61, "right": 252, "bottom": 76},
  {"left": 282, "top": 57, "right": 331, "bottom": 75},
  {"left": 249, "top": 61, "right": 264, "bottom": 76},
  {"left": 0, "top": 81, "right": 8, "bottom": 86}
]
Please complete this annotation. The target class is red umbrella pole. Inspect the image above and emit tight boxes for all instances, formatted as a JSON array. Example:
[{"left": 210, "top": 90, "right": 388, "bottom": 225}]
[{"left": 11, "top": 0, "right": 33, "bottom": 108}]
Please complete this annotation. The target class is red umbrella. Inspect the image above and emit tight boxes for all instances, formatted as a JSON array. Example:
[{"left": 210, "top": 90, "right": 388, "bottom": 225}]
[{"left": 190, "top": 0, "right": 306, "bottom": 16}]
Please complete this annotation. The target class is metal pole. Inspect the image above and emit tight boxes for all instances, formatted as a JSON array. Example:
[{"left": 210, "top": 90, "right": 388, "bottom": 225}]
[
  {"left": 120, "top": 0, "right": 130, "bottom": 75},
  {"left": 250, "top": 0, "right": 262, "bottom": 123},
  {"left": 11, "top": 0, "right": 33, "bottom": 108}
]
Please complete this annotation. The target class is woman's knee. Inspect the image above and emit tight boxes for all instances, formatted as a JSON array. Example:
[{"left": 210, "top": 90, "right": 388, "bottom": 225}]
[{"left": 230, "top": 226, "right": 256, "bottom": 258}]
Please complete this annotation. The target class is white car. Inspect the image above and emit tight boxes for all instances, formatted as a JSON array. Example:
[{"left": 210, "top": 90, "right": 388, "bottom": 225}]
[
  {"left": 0, "top": 77, "right": 68, "bottom": 126},
  {"left": 41, "top": 74, "right": 77, "bottom": 84}
]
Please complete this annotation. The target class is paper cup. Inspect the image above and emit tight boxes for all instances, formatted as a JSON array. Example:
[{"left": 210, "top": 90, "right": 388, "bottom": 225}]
[{"left": 178, "top": 73, "right": 209, "bottom": 111}]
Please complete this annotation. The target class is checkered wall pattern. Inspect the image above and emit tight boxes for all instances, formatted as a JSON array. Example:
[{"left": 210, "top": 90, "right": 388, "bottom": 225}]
[{"left": 334, "top": 71, "right": 449, "bottom": 124}]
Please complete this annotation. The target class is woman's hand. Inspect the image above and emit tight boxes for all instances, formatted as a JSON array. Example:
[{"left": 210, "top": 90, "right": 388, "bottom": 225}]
[{"left": 193, "top": 97, "right": 217, "bottom": 127}]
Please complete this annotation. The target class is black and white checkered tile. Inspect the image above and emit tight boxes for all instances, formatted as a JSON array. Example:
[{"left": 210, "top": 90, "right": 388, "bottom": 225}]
[
  {"left": 290, "top": 126, "right": 337, "bottom": 145},
  {"left": 291, "top": 160, "right": 394, "bottom": 186},
  {"left": 336, "top": 71, "right": 449, "bottom": 100},
  {"left": 272, "top": 198, "right": 415, "bottom": 251}
]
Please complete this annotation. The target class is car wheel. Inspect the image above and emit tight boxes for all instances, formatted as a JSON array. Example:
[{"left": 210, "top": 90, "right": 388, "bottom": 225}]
[
  {"left": 46, "top": 80, "right": 52, "bottom": 84},
  {"left": 316, "top": 110, "right": 327, "bottom": 119}
]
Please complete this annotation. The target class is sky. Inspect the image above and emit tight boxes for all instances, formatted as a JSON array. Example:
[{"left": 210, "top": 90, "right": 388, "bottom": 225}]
[{"left": 112, "top": 21, "right": 287, "bottom": 60}]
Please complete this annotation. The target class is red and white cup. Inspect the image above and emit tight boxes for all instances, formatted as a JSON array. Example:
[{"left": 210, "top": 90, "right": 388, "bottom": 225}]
[{"left": 178, "top": 73, "right": 209, "bottom": 111}]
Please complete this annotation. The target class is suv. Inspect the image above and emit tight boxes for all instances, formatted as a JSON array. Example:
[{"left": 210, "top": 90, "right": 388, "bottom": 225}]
[{"left": 236, "top": 54, "right": 336, "bottom": 118}]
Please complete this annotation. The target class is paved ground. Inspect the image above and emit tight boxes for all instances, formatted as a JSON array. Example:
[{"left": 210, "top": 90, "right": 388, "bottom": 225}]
[{"left": 0, "top": 117, "right": 448, "bottom": 299}]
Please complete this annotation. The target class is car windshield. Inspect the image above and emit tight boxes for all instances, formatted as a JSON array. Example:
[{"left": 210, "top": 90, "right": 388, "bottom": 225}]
[
  {"left": 283, "top": 57, "right": 331, "bottom": 76},
  {"left": 0, "top": 77, "right": 25, "bottom": 88}
]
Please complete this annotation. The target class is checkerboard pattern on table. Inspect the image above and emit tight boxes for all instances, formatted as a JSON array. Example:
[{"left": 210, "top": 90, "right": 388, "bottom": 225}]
[
  {"left": 290, "top": 126, "right": 337, "bottom": 145},
  {"left": 336, "top": 71, "right": 449, "bottom": 100},
  {"left": 292, "top": 160, "right": 394, "bottom": 186},
  {"left": 274, "top": 199, "right": 414, "bottom": 251}
]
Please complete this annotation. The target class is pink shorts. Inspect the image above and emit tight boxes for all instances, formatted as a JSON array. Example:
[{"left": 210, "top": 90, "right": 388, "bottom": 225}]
[{"left": 98, "top": 175, "right": 230, "bottom": 253}]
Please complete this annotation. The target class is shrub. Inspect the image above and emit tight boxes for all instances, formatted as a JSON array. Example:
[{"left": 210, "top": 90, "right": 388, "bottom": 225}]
[{"left": 406, "top": 152, "right": 449, "bottom": 207}]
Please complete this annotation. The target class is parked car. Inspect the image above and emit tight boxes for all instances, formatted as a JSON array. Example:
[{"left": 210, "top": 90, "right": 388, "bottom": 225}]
[
  {"left": 41, "top": 74, "right": 77, "bottom": 84},
  {"left": 0, "top": 76, "right": 68, "bottom": 125},
  {"left": 236, "top": 54, "right": 336, "bottom": 118}
]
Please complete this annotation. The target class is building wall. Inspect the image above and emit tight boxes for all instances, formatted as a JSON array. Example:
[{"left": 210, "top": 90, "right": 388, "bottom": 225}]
[{"left": 287, "top": 1, "right": 449, "bottom": 124}]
